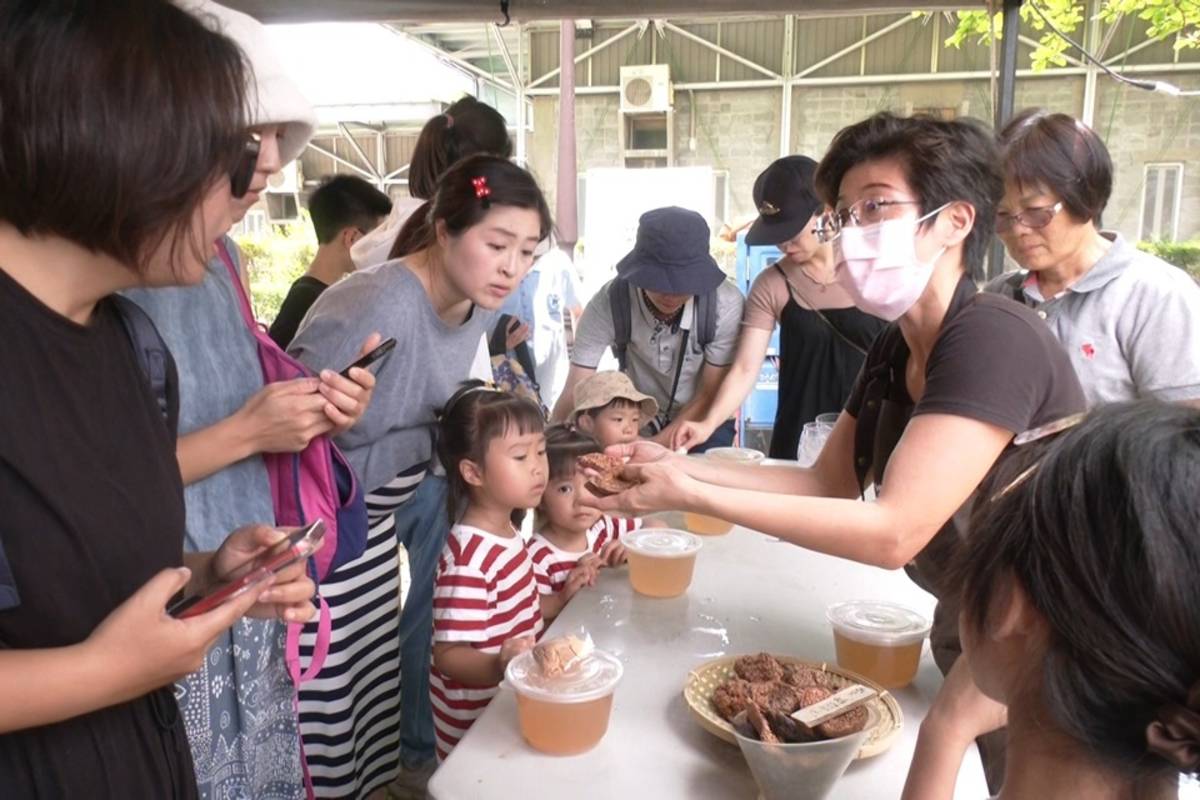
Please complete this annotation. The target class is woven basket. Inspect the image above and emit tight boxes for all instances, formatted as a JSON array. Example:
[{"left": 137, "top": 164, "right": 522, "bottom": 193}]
[{"left": 682, "top": 654, "right": 903, "bottom": 759}]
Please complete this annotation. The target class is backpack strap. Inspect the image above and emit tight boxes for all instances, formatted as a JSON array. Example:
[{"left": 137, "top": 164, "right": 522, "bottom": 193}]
[
  {"left": 111, "top": 294, "right": 172, "bottom": 424},
  {"left": 608, "top": 278, "right": 632, "bottom": 372},
  {"left": 1007, "top": 270, "right": 1029, "bottom": 304},
  {"left": 695, "top": 287, "right": 717, "bottom": 352}
]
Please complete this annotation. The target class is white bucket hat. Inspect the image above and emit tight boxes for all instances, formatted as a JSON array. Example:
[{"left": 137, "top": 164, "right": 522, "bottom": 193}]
[{"left": 181, "top": 0, "right": 316, "bottom": 165}]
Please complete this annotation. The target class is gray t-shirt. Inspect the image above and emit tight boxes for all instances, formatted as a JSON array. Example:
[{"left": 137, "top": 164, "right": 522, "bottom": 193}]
[
  {"left": 570, "top": 278, "right": 744, "bottom": 415},
  {"left": 289, "top": 260, "right": 496, "bottom": 493},
  {"left": 986, "top": 232, "right": 1200, "bottom": 407}
]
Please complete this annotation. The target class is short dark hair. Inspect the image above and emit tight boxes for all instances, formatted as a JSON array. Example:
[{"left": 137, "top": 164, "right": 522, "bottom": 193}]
[
  {"left": 0, "top": 0, "right": 248, "bottom": 275},
  {"left": 389, "top": 154, "right": 552, "bottom": 259},
  {"left": 583, "top": 397, "right": 641, "bottom": 419},
  {"left": 307, "top": 175, "right": 392, "bottom": 244},
  {"left": 814, "top": 112, "right": 1003, "bottom": 281},
  {"left": 408, "top": 97, "right": 512, "bottom": 201},
  {"left": 436, "top": 381, "right": 546, "bottom": 526},
  {"left": 956, "top": 401, "right": 1200, "bottom": 783},
  {"left": 544, "top": 424, "right": 601, "bottom": 482},
  {"left": 998, "top": 108, "right": 1113, "bottom": 224}
]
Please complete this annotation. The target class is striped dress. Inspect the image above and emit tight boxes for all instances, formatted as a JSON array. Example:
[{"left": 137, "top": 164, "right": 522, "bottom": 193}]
[
  {"left": 297, "top": 462, "right": 427, "bottom": 797},
  {"left": 429, "top": 524, "right": 544, "bottom": 760},
  {"left": 529, "top": 516, "right": 642, "bottom": 594}
]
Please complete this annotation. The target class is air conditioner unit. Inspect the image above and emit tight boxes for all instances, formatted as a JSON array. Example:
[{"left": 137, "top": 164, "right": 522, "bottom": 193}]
[
  {"left": 620, "top": 65, "right": 672, "bottom": 114},
  {"left": 267, "top": 161, "right": 301, "bottom": 194}
]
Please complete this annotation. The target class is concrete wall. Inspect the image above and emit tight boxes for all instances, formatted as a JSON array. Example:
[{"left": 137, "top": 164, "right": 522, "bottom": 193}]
[{"left": 526, "top": 70, "right": 1200, "bottom": 247}]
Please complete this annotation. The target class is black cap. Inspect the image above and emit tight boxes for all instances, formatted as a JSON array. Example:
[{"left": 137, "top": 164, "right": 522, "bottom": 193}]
[
  {"left": 745, "top": 155, "right": 821, "bottom": 246},
  {"left": 615, "top": 207, "right": 725, "bottom": 295}
]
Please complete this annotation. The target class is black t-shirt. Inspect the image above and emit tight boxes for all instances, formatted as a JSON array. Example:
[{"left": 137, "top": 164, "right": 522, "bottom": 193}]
[
  {"left": 845, "top": 277, "right": 1086, "bottom": 667},
  {"left": 269, "top": 274, "right": 329, "bottom": 349},
  {"left": 0, "top": 268, "right": 196, "bottom": 797}
]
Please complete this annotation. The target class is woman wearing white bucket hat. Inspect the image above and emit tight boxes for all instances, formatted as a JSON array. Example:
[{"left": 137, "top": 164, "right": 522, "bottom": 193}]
[{"left": 125, "top": 2, "right": 379, "bottom": 798}]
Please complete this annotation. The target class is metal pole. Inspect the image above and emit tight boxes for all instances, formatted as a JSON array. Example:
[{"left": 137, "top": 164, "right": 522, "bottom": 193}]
[
  {"left": 780, "top": 15, "right": 794, "bottom": 158},
  {"left": 989, "top": 0, "right": 1023, "bottom": 281},
  {"left": 556, "top": 20, "right": 579, "bottom": 251},
  {"left": 1081, "top": 0, "right": 1101, "bottom": 125}
]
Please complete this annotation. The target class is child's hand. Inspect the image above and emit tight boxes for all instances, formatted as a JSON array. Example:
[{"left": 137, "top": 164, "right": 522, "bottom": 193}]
[
  {"left": 499, "top": 635, "right": 535, "bottom": 670},
  {"left": 598, "top": 540, "right": 627, "bottom": 567},
  {"left": 562, "top": 561, "right": 598, "bottom": 600}
]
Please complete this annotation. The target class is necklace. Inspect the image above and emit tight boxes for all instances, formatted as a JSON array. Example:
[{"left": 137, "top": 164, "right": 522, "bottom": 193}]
[{"left": 799, "top": 263, "right": 838, "bottom": 292}]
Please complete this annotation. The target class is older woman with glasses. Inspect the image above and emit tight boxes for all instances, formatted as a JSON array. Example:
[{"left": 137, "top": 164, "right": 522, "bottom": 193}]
[
  {"left": 988, "top": 109, "right": 1200, "bottom": 407},
  {"left": 585, "top": 112, "right": 1087, "bottom": 792}
]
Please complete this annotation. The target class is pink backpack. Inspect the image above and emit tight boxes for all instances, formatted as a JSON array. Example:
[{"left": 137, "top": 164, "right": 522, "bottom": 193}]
[{"left": 217, "top": 240, "right": 369, "bottom": 798}]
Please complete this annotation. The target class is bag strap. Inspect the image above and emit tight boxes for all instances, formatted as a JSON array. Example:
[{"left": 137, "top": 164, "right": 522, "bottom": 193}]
[
  {"left": 111, "top": 295, "right": 172, "bottom": 423},
  {"left": 287, "top": 596, "right": 331, "bottom": 800},
  {"left": 851, "top": 325, "right": 905, "bottom": 491},
  {"left": 774, "top": 263, "right": 868, "bottom": 357},
  {"left": 608, "top": 278, "right": 632, "bottom": 372},
  {"left": 215, "top": 238, "right": 258, "bottom": 331},
  {"left": 660, "top": 327, "right": 691, "bottom": 425},
  {"left": 695, "top": 288, "right": 717, "bottom": 351}
]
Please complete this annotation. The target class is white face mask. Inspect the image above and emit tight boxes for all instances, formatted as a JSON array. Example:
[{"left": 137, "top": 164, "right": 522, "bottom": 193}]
[{"left": 833, "top": 204, "right": 950, "bottom": 321}]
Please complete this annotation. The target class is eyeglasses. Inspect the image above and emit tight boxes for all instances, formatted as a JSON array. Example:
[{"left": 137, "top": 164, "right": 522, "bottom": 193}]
[
  {"left": 995, "top": 202, "right": 1062, "bottom": 234},
  {"left": 989, "top": 411, "right": 1088, "bottom": 502},
  {"left": 229, "top": 133, "right": 262, "bottom": 200},
  {"left": 815, "top": 198, "right": 922, "bottom": 243}
]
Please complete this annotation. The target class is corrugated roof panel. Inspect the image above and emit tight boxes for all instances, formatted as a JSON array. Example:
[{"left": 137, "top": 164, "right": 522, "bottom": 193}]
[
  {"left": 663, "top": 24, "right": 720, "bottom": 83},
  {"left": 795, "top": 15, "right": 871, "bottom": 78},
  {"left": 589, "top": 24, "right": 651, "bottom": 85},
  {"left": 862, "top": 14, "right": 930, "bottom": 75}
]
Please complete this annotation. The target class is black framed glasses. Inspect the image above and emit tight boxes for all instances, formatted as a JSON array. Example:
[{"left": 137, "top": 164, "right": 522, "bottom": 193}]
[
  {"left": 815, "top": 198, "right": 922, "bottom": 243},
  {"left": 995, "top": 202, "right": 1062, "bottom": 234},
  {"left": 230, "top": 133, "right": 262, "bottom": 200}
]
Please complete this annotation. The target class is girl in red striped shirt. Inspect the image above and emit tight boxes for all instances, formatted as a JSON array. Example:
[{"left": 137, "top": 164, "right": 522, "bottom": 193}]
[
  {"left": 529, "top": 426, "right": 640, "bottom": 621},
  {"left": 429, "top": 383, "right": 548, "bottom": 760}
]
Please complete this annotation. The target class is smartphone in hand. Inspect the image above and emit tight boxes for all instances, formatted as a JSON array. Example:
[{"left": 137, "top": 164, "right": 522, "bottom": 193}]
[
  {"left": 339, "top": 338, "right": 396, "bottom": 379},
  {"left": 168, "top": 520, "right": 325, "bottom": 619}
]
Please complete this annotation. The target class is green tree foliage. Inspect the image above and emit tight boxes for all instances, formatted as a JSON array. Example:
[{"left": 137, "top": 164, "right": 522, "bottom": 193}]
[
  {"left": 235, "top": 211, "right": 317, "bottom": 324},
  {"left": 946, "top": 0, "right": 1200, "bottom": 71}
]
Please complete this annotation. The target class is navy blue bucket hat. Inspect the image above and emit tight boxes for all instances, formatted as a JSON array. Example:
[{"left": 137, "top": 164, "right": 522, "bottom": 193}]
[{"left": 615, "top": 206, "right": 725, "bottom": 295}]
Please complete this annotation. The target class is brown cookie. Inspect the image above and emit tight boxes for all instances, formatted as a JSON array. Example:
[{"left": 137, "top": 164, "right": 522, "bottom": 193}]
[
  {"left": 734, "top": 652, "right": 784, "bottom": 683},
  {"left": 745, "top": 703, "right": 779, "bottom": 744},
  {"left": 578, "top": 453, "right": 636, "bottom": 496},
  {"left": 749, "top": 681, "right": 802, "bottom": 716},
  {"left": 711, "top": 678, "right": 756, "bottom": 722},
  {"left": 795, "top": 685, "right": 833, "bottom": 708},
  {"left": 816, "top": 704, "right": 869, "bottom": 740},
  {"left": 764, "top": 709, "right": 819, "bottom": 744},
  {"left": 781, "top": 664, "right": 832, "bottom": 689}
]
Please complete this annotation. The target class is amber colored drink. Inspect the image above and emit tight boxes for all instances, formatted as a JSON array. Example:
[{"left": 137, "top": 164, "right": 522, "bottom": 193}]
[
  {"left": 833, "top": 629, "right": 923, "bottom": 689},
  {"left": 515, "top": 692, "right": 615, "bottom": 755},
  {"left": 626, "top": 549, "right": 698, "bottom": 597},
  {"left": 682, "top": 511, "right": 734, "bottom": 536}
]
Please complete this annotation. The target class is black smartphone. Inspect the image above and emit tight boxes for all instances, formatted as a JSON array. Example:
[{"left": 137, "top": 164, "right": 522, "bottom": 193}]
[
  {"left": 168, "top": 520, "right": 325, "bottom": 619},
  {"left": 339, "top": 337, "right": 396, "bottom": 379}
]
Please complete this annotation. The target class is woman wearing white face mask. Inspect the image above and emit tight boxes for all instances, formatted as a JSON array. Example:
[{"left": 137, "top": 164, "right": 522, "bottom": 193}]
[{"left": 583, "top": 113, "right": 1088, "bottom": 792}]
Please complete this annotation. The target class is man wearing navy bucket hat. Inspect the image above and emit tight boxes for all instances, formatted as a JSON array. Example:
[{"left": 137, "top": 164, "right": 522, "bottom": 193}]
[{"left": 552, "top": 206, "right": 744, "bottom": 452}]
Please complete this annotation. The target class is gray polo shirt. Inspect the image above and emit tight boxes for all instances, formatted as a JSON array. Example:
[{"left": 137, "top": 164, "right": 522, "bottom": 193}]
[
  {"left": 571, "top": 278, "right": 744, "bottom": 417},
  {"left": 985, "top": 232, "right": 1200, "bottom": 407}
]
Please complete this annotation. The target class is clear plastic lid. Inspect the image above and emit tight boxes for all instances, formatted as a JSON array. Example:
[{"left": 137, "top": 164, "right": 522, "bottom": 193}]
[
  {"left": 505, "top": 648, "right": 623, "bottom": 703},
  {"left": 826, "top": 600, "right": 932, "bottom": 647},
  {"left": 623, "top": 528, "right": 703, "bottom": 559},
  {"left": 705, "top": 446, "right": 765, "bottom": 463}
]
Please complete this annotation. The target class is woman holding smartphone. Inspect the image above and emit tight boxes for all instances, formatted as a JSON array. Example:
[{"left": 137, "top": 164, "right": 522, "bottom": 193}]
[{"left": 0, "top": 3, "right": 316, "bottom": 797}]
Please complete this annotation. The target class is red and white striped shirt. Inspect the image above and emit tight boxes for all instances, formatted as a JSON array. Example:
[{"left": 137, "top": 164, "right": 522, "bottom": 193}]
[
  {"left": 529, "top": 515, "right": 642, "bottom": 594},
  {"left": 430, "top": 524, "right": 543, "bottom": 761}
]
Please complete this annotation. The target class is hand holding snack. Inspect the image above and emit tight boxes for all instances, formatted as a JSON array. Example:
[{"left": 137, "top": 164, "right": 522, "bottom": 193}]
[{"left": 499, "top": 635, "right": 536, "bottom": 671}]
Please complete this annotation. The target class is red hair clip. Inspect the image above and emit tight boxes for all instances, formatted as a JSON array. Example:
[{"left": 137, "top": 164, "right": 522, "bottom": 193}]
[{"left": 471, "top": 176, "right": 492, "bottom": 208}]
